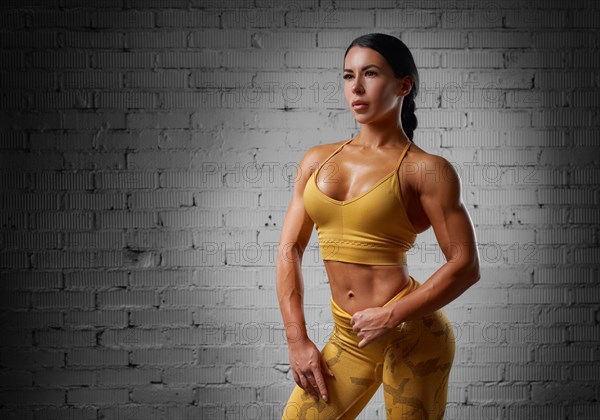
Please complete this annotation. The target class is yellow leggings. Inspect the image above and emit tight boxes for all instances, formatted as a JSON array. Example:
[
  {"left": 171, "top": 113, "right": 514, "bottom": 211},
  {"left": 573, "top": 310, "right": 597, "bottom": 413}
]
[{"left": 281, "top": 276, "right": 455, "bottom": 420}]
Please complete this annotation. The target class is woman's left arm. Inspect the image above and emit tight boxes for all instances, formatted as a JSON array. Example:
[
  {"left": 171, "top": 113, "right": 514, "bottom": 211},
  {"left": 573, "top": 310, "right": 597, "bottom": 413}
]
[{"left": 388, "top": 154, "right": 481, "bottom": 326}]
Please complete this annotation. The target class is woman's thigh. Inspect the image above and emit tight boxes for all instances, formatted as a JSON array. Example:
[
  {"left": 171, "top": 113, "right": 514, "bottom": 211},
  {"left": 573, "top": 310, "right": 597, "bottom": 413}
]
[
  {"left": 281, "top": 337, "right": 383, "bottom": 420},
  {"left": 381, "top": 309, "right": 456, "bottom": 420}
]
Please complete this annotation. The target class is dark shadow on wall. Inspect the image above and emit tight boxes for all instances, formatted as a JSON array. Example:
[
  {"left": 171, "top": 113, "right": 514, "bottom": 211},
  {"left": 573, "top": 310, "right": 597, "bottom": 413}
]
[{"left": 499, "top": 3, "right": 600, "bottom": 418}]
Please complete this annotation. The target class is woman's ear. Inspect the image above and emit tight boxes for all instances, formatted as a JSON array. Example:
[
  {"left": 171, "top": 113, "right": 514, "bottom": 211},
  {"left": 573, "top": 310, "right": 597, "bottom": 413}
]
[{"left": 399, "top": 76, "right": 413, "bottom": 97}]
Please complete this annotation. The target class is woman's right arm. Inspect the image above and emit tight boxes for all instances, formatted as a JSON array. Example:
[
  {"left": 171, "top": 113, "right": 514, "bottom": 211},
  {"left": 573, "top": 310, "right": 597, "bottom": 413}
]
[{"left": 276, "top": 146, "right": 334, "bottom": 403}]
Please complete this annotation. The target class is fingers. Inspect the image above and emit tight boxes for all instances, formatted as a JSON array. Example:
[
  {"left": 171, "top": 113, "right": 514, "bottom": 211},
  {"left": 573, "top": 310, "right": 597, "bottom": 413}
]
[
  {"left": 310, "top": 367, "right": 329, "bottom": 403},
  {"left": 297, "top": 371, "right": 309, "bottom": 390},
  {"left": 294, "top": 365, "right": 332, "bottom": 403},
  {"left": 297, "top": 372, "right": 319, "bottom": 401}
]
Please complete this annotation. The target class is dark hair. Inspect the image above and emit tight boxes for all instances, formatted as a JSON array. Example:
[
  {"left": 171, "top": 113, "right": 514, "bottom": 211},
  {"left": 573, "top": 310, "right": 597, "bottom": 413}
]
[{"left": 343, "top": 33, "right": 419, "bottom": 141}]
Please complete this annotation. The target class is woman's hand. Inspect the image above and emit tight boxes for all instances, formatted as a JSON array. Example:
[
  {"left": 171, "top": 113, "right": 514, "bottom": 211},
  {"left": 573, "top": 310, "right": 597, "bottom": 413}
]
[
  {"left": 288, "top": 337, "right": 335, "bottom": 403},
  {"left": 350, "top": 306, "right": 400, "bottom": 348}
]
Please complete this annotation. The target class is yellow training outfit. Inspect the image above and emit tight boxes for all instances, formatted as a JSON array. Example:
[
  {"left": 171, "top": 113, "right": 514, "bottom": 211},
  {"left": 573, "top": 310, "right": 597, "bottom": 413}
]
[{"left": 281, "top": 138, "right": 456, "bottom": 419}]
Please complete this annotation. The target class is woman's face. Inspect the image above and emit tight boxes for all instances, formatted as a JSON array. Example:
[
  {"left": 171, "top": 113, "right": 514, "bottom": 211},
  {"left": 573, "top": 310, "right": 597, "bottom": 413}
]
[{"left": 343, "top": 46, "right": 411, "bottom": 125}]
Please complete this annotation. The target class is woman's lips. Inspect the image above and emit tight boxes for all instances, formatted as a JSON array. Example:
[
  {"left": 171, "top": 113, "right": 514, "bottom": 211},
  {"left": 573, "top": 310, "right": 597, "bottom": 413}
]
[{"left": 352, "top": 103, "right": 368, "bottom": 110}]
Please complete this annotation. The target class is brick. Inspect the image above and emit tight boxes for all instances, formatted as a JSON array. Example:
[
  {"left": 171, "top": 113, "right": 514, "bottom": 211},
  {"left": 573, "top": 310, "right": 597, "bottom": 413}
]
[
  {"left": 65, "top": 310, "right": 127, "bottom": 328},
  {"left": 95, "top": 11, "right": 154, "bottom": 29},
  {"left": 130, "top": 386, "right": 194, "bottom": 403},
  {"left": 441, "top": 9, "right": 503, "bottom": 28},
  {"left": 95, "top": 52, "right": 155, "bottom": 69},
  {"left": 504, "top": 404, "right": 566, "bottom": 419},
  {"left": 99, "top": 405, "right": 162, "bottom": 420},
  {"left": 1, "top": 31, "right": 58, "bottom": 49},
  {"left": 97, "top": 368, "right": 161, "bottom": 386},
  {"left": 0, "top": 71, "right": 55, "bottom": 89},
  {"left": 0, "top": 9, "right": 25, "bottom": 29},
  {"left": 64, "top": 0, "right": 121, "bottom": 7},
  {"left": 0, "top": 51, "right": 24, "bottom": 68},
  {"left": 159, "top": 51, "right": 222, "bottom": 69},
  {"left": 536, "top": 344, "right": 595, "bottom": 362},
  {"left": 29, "top": 9, "right": 90, "bottom": 28},
  {"left": 163, "top": 366, "right": 225, "bottom": 384},
  {"left": 257, "top": 31, "right": 316, "bottom": 49},
  {"left": 35, "top": 329, "right": 97, "bottom": 349},
  {"left": 100, "top": 328, "right": 170, "bottom": 347},
  {"left": 0, "top": 369, "right": 33, "bottom": 387},
  {"left": 1, "top": 349, "right": 64, "bottom": 368},
  {"left": 504, "top": 9, "right": 566, "bottom": 29},
  {"left": 128, "top": 0, "right": 188, "bottom": 7},
  {"left": 126, "top": 111, "right": 190, "bottom": 129},
  {"left": 126, "top": 31, "right": 187, "bottom": 49},
  {"left": 469, "top": 383, "right": 529, "bottom": 402},
  {"left": 130, "top": 309, "right": 191, "bottom": 326},
  {"left": 292, "top": 10, "right": 374, "bottom": 28},
  {"left": 403, "top": 31, "right": 467, "bottom": 49},
  {"left": 67, "top": 388, "right": 128, "bottom": 404},
  {"left": 228, "top": 365, "right": 286, "bottom": 385},
  {"left": 531, "top": 382, "right": 595, "bottom": 402},
  {"left": 63, "top": 31, "right": 122, "bottom": 49},
  {"left": 34, "top": 369, "right": 96, "bottom": 386},
  {"left": 157, "top": 10, "right": 219, "bottom": 28},
  {"left": 28, "top": 51, "right": 88, "bottom": 69},
  {"left": 469, "top": 110, "right": 530, "bottom": 128},
  {"left": 532, "top": 31, "right": 592, "bottom": 49},
  {"left": 126, "top": 229, "right": 191, "bottom": 250},
  {"left": 0, "top": 389, "right": 65, "bottom": 406},
  {"left": 97, "top": 290, "right": 160, "bottom": 307},
  {"left": 131, "top": 348, "right": 194, "bottom": 365},
  {"left": 442, "top": 50, "right": 503, "bottom": 68},
  {"left": 190, "top": 30, "right": 252, "bottom": 48},
  {"left": 470, "top": 31, "right": 532, "bottom": 48},
  {"left": 95, "top": 92, "right": 156, "bottom": 109},
  {"left": 449, "top": 364, "right": 500, "bottom": 383},
  {"left": 222, "top": 8, "right": 285, "bottom": 28},
  {"left": 161, "top": 289, "right": 222, "bottom": 307}
]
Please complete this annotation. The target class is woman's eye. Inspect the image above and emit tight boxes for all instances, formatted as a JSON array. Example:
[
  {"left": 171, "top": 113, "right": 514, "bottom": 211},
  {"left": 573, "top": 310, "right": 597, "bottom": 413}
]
[{"left": 343, "top": 71, "right": 376, "bottom": 80}]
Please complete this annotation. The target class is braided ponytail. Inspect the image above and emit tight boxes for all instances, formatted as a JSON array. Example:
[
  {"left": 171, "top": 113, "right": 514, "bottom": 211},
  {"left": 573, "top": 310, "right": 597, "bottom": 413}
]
[
  {"left": 401, "top": 91, "right": 417, "bottom": 141},
  {"left": 344, "top": 33, "right": 420, "bottom": 142}
]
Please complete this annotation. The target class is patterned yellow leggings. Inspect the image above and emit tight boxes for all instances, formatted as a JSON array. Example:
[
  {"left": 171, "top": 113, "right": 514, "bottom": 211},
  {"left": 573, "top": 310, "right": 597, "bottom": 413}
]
[{"left": 281, "top": 276, "right": 455, "bottom": 420}]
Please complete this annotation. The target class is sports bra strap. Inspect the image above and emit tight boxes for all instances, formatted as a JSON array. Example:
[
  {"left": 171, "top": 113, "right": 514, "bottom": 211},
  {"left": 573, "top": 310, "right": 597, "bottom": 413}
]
[
  {"left": 315, "top": 137, "right": 354, "bottom": 176},
  {"left": 327, "top": 138, "right": 353, "bottom": 161},
  {"left": 394, "top": 139, "right": 413, "bottom": 171}
]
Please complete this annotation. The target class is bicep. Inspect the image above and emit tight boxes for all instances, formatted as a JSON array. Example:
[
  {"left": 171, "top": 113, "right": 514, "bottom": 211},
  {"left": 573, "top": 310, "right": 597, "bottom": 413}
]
[{"left": 418, "top": 156, "right": 479, "bottom": 268}]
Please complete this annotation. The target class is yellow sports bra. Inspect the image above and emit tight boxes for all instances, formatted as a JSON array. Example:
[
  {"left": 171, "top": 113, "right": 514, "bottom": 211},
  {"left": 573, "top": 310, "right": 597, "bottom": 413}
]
[{"left": 303, "top": 137, "right": 417, "bottom": 266}]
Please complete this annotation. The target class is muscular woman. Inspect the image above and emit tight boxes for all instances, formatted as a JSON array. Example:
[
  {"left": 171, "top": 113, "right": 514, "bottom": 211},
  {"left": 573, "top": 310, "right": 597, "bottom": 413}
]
[{"left": 276, "top": 33, "right": 481, "bottom": 419}]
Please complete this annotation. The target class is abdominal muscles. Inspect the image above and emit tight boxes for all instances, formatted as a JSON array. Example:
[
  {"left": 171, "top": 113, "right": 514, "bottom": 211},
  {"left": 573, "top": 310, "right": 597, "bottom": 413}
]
[{"left": 325, "top": 261, "right": 410, "bottom": 315}]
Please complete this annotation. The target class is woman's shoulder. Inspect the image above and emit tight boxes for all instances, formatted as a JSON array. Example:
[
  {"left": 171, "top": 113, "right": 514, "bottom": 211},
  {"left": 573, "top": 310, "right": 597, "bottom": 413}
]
[
  {"left": 405, "top": 143, "right": 461, "bottom": 191},
  {"left": 407, "top": 142, "right": 453, "bottom": 169}
]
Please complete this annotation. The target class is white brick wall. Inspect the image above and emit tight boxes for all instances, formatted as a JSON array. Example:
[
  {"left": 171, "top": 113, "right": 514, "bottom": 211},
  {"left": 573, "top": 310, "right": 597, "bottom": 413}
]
[{"left": 0, "top": 0, "right": 598, "bottom": 419}]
